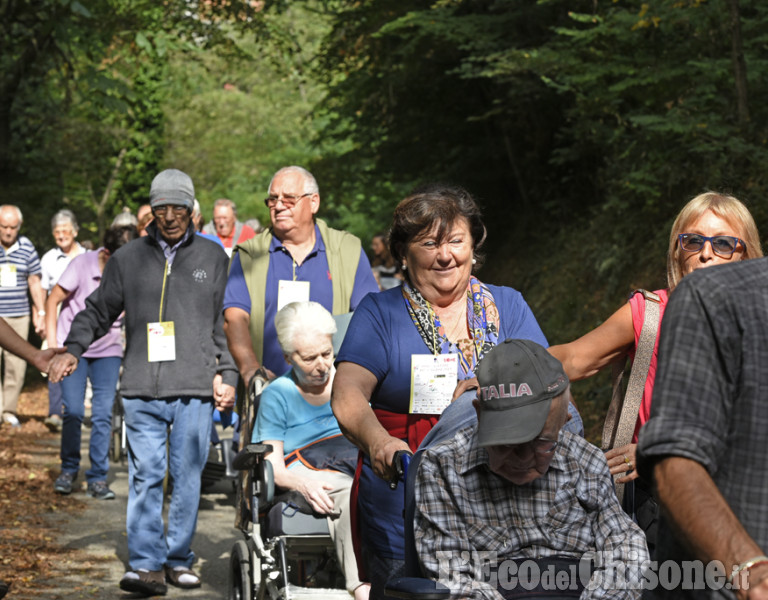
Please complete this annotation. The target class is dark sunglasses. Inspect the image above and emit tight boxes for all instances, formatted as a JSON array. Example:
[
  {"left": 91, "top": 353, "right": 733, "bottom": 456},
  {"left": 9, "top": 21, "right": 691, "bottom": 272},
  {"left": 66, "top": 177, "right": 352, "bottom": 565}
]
[{"left": 678, "top": 233, "right": 745, "bottom": 258}]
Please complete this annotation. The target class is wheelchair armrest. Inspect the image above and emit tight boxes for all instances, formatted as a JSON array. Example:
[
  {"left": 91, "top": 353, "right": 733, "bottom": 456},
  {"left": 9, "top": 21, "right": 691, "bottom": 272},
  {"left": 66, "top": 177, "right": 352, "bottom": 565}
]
[
  {"left": 232, "top": 443, "right": 273, "bottom": 471},
  {"left": 384, "top": 577, "right": 451, "bottom": 599}
]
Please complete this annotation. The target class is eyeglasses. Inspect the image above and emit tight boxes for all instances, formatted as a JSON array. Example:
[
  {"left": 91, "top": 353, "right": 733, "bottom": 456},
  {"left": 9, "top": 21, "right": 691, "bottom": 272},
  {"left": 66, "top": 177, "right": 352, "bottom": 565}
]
[
  {"left": 264, "top": 193, "right": 312, "bottom": 209},
  {"left": 152, "top": 205, "right": 189, "bottom": 218},
  {"left": 500, "top": 437, "right": 559, "bottom": 456},
  {"left": 530, "top": 437, "right": 558, "bottom": 455},
  {"left": 678, "top": 233, "right": 745, "bottom": 257}
]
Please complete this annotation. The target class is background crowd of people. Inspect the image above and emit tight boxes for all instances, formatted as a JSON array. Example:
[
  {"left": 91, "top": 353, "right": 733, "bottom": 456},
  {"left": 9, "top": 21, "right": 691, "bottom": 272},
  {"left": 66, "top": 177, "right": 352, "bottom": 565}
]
[{"left": 2, "top": 170, "right": 768, "bottom": 599}]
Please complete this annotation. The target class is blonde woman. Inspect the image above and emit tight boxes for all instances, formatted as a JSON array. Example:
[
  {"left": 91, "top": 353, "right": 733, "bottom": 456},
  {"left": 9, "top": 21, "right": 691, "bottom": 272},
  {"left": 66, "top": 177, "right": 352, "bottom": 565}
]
[{"left": 551, "top": 191, "right": 762, "bottom": 481}]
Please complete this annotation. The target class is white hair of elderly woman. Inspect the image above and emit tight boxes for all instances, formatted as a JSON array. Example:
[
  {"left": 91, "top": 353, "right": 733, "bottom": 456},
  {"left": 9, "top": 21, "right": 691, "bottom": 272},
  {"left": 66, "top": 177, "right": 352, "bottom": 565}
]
[
  {"left": 51, "top": 209, "right": 79, "bottom": 233},
  {"left": 275, "top": 301, "right": 337, "bottom": 355}
]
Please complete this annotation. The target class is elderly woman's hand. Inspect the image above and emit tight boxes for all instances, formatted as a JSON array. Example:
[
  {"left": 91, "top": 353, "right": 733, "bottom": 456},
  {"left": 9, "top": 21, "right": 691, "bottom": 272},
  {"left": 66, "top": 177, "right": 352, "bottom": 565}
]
[
  {"left": 605, "top": 443, "right": 639, "bottom": 484},
  {"left": 297, "top": 479, "right": 337, "bottom": 515}
]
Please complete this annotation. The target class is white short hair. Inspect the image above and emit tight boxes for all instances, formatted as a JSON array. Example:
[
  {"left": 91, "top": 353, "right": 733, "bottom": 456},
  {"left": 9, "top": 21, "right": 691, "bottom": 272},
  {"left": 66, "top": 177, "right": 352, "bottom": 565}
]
[
  {"left": 51, "top": 209, "right": 78, "bottom": 233},
  {"left": 275, "top": 301, "right": 337, "bottom": 355},
  {"left": 0, "top": 205, "right": 22, "bottom": 224},
  {"left": 269, "top": 166, "right": 319, "bottom": 196},
  {"left": 213, "top": 198, "right": 237, "bottom": 215}
]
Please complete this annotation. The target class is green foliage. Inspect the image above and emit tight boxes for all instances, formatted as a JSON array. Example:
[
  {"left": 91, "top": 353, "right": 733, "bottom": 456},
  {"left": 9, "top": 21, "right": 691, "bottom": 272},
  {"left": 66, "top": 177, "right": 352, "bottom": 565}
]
[
  {"left": 1, "top": 0, "right": 268, "bottom": 248},
  {"left": 162, "top": 2, "right": 333, "bottom": 225},
  {"left": 9, "top": 0, "right": 768, "bottom": 437}
]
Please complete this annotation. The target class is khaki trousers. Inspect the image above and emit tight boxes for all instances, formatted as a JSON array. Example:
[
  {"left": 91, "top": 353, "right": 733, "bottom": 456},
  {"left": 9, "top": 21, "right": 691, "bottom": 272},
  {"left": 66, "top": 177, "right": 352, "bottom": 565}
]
[
  {"left": 0, "top": 315, "right": 29, "bottom": 417},
  {"left": 290, "top": 463, "right": 362, "bottom": 593}
]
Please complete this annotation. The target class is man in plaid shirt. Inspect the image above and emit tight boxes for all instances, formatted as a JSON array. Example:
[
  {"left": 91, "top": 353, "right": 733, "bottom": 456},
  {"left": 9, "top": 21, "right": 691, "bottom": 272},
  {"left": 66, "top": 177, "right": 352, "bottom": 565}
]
[{"left": 414, "top": 339, "right": 648, "bottom": 599}]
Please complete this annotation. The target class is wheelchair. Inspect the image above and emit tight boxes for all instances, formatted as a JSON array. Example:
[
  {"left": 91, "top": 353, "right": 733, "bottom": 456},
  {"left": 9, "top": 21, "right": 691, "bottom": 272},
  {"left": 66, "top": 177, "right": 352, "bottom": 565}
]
[
  {"left": 227, "top": 318, "right": 354, "bottom": 600},
  {"left": 228, "top": 441, "right": 350, "bottom": 600},
  {"left": 384, "top": 392, "right": 593, "bottom": 600},
  {"left": 226, "top": 312, "right": 359, "bottom": 599}
]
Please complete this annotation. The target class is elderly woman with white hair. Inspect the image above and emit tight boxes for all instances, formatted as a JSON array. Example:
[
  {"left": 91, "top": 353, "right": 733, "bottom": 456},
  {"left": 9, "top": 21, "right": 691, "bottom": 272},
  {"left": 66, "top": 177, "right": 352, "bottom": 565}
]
[
  {"left": 252, "top": 301, "right": 369, "bottom": 600},
  {"left": 39, "top": 209, "right": 87, "bottom": 431}
]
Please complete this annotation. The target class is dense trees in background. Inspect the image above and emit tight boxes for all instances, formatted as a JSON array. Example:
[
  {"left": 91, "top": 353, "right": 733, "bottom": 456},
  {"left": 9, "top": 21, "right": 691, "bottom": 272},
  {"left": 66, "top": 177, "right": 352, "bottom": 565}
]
[{"left": 4, "top": 0, "right": 767, "bottom": 435}]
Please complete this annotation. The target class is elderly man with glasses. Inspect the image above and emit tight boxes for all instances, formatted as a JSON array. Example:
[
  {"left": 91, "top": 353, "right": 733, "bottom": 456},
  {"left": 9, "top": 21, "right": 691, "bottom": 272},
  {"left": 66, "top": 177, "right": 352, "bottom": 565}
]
[
  {"left": 223, "top": 165, "right": 378, "bottom": 390},
  {"left": 412, "top": 340, "right": 648, "bottom": 599},
  {"left": 49, "top": 169, "right": 237, "bottom": 596}
]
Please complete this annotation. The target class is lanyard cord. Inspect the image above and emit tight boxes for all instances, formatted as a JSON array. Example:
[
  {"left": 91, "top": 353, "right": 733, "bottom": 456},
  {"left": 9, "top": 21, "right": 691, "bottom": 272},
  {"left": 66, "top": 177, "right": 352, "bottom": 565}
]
[
  {"left": 159, "top": 260, "right": 169, "bottom": 321},
  {"left": 429, "top": 290, "right": 482, "bottom": 370},
  {"left": 426, "top": 304, "right": 440, "bottom": 356}
]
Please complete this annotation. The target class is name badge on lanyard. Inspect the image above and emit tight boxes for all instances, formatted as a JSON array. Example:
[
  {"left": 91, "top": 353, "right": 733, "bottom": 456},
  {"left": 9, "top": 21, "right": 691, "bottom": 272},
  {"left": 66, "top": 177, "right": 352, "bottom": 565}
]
[
  {"left": 409, "top": 353, "right": 458, "bottom": 415},
  {"left": 277, "top": 280, "right": 310, "bottom": 311},
  {"left": 147, "top": 321, "right": 176, "bottom": 362},
  {"left": 0, "top": 265, "right": 17, "bottom": 288}
]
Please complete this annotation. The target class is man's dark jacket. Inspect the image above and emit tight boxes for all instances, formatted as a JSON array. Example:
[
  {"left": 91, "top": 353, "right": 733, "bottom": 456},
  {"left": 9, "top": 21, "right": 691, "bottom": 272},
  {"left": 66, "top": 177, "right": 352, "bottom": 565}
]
[{"left": 65, "top": 222, "right": 238, "bottom": 398}]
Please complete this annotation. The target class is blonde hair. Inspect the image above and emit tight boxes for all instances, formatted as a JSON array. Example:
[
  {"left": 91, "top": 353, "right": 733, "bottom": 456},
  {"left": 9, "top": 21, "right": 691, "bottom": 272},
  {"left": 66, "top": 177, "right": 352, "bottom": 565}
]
[{"left": 667, "top": 191, "right": 763, "bottom": 290}]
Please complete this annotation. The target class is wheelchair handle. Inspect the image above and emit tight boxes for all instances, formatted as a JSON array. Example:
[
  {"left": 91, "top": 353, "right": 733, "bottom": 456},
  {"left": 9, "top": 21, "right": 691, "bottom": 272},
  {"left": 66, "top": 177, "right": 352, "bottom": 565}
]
[{"left": 389, "top": 449, "right": 413, "bottom": 490}]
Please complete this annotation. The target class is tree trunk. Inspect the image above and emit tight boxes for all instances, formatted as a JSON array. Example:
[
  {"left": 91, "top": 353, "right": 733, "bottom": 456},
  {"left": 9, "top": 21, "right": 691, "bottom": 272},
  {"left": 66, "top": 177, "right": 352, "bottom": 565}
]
[
  {"left": 97, "top": 148, "right": 127, "bottom": 239},
  {"left": 728, "top": 0, "right": 749, "bottom": 125}
]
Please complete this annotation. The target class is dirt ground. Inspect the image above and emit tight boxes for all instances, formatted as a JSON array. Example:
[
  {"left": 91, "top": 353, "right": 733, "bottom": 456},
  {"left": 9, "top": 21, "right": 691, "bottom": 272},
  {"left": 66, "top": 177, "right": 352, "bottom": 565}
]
[
  {"left": 0, "top": 382, "right": 90, "bottom": 598},
  {"left": 0, "top": 381, "right": 238, "bottom": 600}
]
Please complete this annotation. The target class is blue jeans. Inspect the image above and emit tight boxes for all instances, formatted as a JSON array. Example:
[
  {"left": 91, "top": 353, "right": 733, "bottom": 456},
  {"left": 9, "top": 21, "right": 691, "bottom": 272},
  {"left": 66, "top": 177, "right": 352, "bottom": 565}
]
[
  {"left": 48, "top": 380, "right": 63, "bottom": 417},
  {"left": 60, "top": 356, "right": 121, "bottom": 481},
  {"left": 123, "top": 396, "right": 213, "bottom": 571}
]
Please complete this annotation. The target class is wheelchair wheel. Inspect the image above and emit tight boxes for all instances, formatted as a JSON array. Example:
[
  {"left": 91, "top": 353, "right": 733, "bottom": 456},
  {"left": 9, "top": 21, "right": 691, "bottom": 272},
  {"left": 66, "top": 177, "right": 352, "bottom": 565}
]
[{"left": 228, "top": 539, "right": 254, "bottom": 600}]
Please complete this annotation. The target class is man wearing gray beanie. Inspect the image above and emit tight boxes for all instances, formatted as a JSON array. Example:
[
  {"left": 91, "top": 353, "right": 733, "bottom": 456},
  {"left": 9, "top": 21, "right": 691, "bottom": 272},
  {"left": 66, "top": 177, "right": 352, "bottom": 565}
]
[{"left": 49, "top": 168, "right": 238, "bottom": 596}]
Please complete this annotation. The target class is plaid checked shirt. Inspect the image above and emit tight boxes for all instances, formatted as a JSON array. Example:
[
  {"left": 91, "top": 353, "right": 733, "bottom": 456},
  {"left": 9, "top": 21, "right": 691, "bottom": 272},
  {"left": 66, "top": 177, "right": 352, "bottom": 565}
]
[
  {"left": 415, "top": 427, "right": 648, "bottom": 599},
  {"left": 638, "top": 257, "right": 768, "bottom": 599}
]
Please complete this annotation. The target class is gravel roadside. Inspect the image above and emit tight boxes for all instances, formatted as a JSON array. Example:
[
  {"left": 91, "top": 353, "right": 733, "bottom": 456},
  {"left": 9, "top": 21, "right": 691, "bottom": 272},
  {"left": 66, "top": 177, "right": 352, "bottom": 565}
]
[{"left": 1, "top": 384, "right": 239, "bottom": 600}]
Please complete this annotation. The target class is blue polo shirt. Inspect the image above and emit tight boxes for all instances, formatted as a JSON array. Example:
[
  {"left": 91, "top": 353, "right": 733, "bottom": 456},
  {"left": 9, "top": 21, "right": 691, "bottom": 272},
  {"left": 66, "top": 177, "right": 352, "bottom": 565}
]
[
  {"left": 223, "top": 225, "right": 379, "bottom": 376},
  {"left": 0, "top": 236, "right": 42, "bottom": 317}
]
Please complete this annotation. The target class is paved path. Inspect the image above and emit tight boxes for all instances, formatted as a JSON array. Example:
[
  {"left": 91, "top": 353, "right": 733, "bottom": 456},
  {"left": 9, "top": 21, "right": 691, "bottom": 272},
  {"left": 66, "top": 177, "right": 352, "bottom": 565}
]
[{"left": 36, "top": 426, "right": 239, "bottom": 599}]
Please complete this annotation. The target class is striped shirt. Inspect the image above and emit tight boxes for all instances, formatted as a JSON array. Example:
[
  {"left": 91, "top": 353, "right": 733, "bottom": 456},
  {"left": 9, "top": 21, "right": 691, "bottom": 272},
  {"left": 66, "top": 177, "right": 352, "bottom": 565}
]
[
  {"left": 0, "top": 236, "right": 41, "bottom": 317},
  {"left": 415, "top": 426, "right": 648, "bottom": 599}
]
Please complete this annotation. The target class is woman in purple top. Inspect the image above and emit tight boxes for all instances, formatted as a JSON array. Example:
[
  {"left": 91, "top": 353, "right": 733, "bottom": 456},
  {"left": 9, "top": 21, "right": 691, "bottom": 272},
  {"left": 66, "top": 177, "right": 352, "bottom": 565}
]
[{"left": 45, "top": 225, "right": 137, "bottom": 500}]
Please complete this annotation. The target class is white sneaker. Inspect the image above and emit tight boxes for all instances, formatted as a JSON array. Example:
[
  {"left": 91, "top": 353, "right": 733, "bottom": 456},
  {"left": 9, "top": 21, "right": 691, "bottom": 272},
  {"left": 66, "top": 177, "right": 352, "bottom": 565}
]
[{"left": 2, "top": 414, "right": 20, "bottom": 428}]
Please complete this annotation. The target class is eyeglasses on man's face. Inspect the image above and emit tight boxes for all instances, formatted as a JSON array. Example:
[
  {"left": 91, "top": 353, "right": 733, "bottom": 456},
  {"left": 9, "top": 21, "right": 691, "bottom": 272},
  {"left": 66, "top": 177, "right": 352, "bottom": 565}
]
[
  {"left": 678, "top": 233, "right": 745, "bottom": 258},
  {"left": 152, "top": 205, "right": 189, "bottom": 218},
  {"left": 499, "top": 437, "right": 559, "bottom": 456},
  {"left": 264, "top": 192, "right": 312, "bottom": 209}
]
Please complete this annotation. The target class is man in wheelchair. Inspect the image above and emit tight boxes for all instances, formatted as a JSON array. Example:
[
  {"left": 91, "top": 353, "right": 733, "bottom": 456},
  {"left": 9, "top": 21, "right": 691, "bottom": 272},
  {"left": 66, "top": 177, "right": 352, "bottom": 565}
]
[{"left": 413, "top": 339, "right": 649, "bottom": 599}]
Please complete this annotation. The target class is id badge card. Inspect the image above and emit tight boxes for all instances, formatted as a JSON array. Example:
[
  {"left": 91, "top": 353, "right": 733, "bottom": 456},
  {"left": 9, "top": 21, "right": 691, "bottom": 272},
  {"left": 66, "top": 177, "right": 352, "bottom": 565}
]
[
  {"left": 0, "top": 265, "right": 16, "bottom": 288},
  {"left": 409, "top": 353, "right": 458, "bottom": 415},
  {"left": 147, "top": 321, "right": 176, "bottom": 362},
  {"left": 277, "top": 280, "right": 310, "bottom": 311}
]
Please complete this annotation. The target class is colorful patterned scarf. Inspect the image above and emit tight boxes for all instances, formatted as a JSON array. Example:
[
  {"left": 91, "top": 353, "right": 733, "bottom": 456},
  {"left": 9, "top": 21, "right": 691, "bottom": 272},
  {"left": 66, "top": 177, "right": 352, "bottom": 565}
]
[{"left": 402, "top": 276, "right": 500, "bottom": 379}]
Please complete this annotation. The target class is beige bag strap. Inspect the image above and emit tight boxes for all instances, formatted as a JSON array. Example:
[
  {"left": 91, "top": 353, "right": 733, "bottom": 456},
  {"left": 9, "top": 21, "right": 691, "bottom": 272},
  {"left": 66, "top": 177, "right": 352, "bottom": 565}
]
[{"left": 602, "top": 289, "right": 661, "bottom": 501}]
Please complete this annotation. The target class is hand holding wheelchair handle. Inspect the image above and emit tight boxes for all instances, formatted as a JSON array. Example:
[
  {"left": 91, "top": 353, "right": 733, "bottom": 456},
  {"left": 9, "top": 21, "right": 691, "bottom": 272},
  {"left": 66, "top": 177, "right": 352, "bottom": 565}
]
[
  {"left": 247, "top": 367, "right": 273, "bottom": 405},
  {"left": 389, "top": 449, "right": 414, "bottom": 490},
  {"left": 369, "top": 433, "right": 411, "bottom": 481}
]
